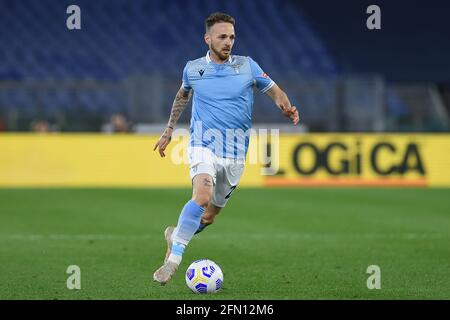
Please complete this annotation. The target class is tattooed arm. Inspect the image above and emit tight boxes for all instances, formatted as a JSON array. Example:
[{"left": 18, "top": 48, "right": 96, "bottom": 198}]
[
  {"left": 153, "top": 86, "right": 192, "bottom": 157},
  {"left": 167, "top": 86, "right": 192, "bottom": 130}
]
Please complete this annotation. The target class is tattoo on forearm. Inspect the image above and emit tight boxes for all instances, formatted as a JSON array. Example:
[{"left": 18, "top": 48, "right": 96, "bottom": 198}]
[
  {"left": 167, "top": 87, "right": 192, "bottom": 129},
  {"left": 203, "top": 178, "right": 213, "bottom": 187}
]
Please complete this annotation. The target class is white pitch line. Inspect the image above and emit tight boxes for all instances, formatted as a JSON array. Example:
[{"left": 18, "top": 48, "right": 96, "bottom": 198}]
[{"left": 0, "top": 233, "right": 448, "bottom": 241}]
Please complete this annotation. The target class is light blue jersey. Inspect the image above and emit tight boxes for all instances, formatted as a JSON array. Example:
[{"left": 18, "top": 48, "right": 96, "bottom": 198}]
[{"left": 182, "top": 51, "right": 275, "bottom": 159}]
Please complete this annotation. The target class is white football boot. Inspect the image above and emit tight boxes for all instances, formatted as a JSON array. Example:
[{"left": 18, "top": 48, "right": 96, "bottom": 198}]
[
  {"left": 153, "top": 226, "right": 177, "bottom": 285},
  {"left": 153, "top": 260, "right": 179, "bottom": 285},
  {"left": 163, "top": 226, "right": 175, "bottom": 263}
]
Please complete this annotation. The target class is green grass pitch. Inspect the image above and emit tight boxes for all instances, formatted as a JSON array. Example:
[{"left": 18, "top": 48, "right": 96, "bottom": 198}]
[{"left": 0, "top": 188, "right": 449, "bottom": 299}]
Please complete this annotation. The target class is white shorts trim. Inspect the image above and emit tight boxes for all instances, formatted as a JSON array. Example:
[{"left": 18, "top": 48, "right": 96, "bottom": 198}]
[{"left": 190, "top": 162, "right": 216, "bottom": 184}]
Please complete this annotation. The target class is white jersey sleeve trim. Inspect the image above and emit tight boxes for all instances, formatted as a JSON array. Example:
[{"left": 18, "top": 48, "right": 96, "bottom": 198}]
[{"left": 261, "top": 80, "right": 275, "bottom": 93}]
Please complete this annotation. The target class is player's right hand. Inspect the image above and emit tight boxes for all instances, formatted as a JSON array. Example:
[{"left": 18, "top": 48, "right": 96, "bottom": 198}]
[
  {"left": 282, "top": 105, "right": 300, "bottom": 125},
  {"left": 153, "top": 127, "right": 173, "bottom": 157}
]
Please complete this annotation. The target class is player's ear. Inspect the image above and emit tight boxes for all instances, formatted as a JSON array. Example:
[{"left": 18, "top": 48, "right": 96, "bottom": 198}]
[{"left": 204, "top": 33, "right": 211, "bottom": 46}]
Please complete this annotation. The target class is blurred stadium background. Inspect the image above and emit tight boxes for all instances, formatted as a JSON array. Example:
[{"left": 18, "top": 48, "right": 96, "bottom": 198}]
[
  {"left": 1, "top": 0, "right": 449, "bottom": 133},
  {"left": 0, "top": 0, "right": 449, "bottom": 299}
]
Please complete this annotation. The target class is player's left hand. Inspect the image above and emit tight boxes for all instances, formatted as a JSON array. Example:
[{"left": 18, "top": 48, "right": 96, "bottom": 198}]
[{"left": 282, "top": 105, "right": 299, "bottom": 125}]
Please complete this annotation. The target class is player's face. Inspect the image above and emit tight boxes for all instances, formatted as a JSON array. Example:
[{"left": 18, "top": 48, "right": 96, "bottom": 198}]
[{"left": 205, "top": 22, "right": 235, "bottom": 62}]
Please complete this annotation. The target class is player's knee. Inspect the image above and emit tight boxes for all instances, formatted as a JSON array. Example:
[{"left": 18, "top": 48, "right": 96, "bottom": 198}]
[
  {"left": 192, "top": 192, "right": 212, "bottom": 208},
  {"left": 192, "top": 174, "right": 214, "bottom": 207}
]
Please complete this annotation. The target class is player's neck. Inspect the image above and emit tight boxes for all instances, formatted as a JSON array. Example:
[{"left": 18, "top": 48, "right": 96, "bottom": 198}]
[{"left": 209, "top": 51, "right": 228, "bottom": 64}]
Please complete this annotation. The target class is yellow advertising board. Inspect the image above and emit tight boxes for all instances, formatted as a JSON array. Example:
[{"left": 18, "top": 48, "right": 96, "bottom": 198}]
[
  {"left": 0, "top": 133, "right": 449, "bottom": 187},
  {"left": 0, "top": 134, "right": 191, "bottom": 187},
  {"left": 262, "top": 134, "right": 449, "bottom": 187}
]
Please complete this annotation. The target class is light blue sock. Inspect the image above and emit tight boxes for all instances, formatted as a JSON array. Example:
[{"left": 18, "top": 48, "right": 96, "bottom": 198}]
[{"left": 169, "top": 200, "right": 205, "bottom": 263}]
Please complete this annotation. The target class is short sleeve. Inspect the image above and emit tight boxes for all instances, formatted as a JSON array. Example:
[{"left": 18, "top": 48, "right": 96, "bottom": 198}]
[
  {"left": 249, "top": 57, "right": 275, "bottom": 93},
  {"left": 182, "top": 62, "right": 191, "bottom": 91}
]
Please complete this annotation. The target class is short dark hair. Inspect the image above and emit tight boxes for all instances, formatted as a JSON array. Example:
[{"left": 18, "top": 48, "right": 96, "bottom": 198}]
[{"left": 205, "top": 12, "right": 235, "bottom": 31}]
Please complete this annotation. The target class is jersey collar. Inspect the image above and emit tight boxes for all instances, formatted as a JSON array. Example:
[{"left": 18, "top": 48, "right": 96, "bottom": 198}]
[{"left": 206, "top": 50, "right": 232, "bottom": 64}]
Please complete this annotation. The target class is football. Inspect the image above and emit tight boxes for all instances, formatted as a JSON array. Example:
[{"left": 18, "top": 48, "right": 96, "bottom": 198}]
[{"left": 185, "top": 259, "right": 223, "bottom": 294}]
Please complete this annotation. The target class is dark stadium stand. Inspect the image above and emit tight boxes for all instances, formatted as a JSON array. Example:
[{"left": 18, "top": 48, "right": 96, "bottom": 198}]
[
  {"left": 0, "top": 0, "right": 448, "bottom": 132},
  {"left": 0, "top": 1, "right": 337, "bottom": 77},
  {"left": 0, "top": 0, "right": 338, "bottom": 129}
]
